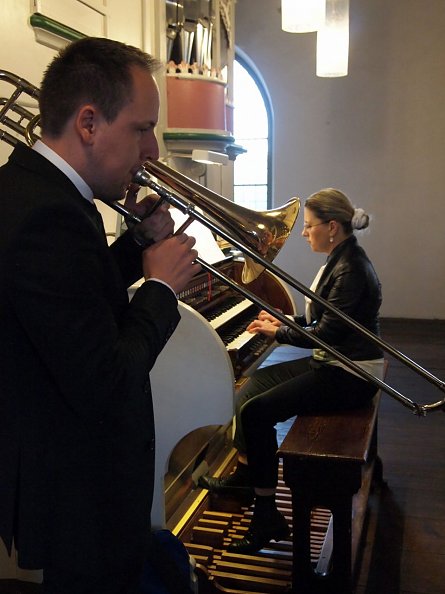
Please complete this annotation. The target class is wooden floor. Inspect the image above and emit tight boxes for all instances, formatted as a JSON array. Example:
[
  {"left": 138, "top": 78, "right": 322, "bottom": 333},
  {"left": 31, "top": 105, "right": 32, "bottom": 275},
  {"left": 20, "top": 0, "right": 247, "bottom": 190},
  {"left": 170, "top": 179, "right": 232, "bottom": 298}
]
[
  {"left": 354, "top": 318, "right": 445, "bottom": 594},
  {"left": 1, "top": 319, "right": 444, "bottom": 594},
  {"left": 272, "top": 318, "right": 445, "bottom": 594}
]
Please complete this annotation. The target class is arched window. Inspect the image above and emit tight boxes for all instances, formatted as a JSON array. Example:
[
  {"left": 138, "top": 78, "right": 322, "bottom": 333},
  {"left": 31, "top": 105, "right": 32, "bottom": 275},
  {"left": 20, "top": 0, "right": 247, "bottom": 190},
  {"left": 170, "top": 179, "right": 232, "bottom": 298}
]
[{"left": 233, "top": 53, "right": 272, "bottom": 210}]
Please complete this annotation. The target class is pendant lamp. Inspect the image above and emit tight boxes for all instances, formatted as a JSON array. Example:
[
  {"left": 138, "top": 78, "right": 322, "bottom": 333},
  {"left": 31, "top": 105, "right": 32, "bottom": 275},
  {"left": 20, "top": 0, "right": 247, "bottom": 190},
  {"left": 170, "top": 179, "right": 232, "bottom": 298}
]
[
  {"left": 281, "top": 0, "right": 325, "bottom": 33},
  {"left": 316, "top": 0, "right": 349, "bottom": 77}
]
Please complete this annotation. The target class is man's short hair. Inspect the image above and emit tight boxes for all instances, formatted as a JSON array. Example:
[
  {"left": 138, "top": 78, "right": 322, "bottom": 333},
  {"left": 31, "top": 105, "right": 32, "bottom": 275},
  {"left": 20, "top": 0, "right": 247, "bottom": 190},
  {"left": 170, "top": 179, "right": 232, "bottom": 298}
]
[{"left": 39, "top": 37, "right": 162, "bottom": 137}]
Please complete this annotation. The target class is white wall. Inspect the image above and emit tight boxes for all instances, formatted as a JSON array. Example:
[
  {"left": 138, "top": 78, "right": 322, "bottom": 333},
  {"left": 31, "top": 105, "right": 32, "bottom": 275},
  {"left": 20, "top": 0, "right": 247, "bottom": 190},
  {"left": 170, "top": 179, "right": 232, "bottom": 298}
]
[
  {"left": 235, "top": 0, "right": 445, "bottom": 319},
  {"left": 0, "top": 0, "right": 158, "bottom": 238}
]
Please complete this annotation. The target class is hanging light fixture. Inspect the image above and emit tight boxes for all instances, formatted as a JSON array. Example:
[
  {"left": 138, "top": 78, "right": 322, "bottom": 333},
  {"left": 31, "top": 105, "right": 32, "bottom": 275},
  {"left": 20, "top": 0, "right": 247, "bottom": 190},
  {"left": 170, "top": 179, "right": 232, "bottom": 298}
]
[
  {"left": 281, "top": 0, "right": 326, "bottom": 33},
  {"left": 316, "top": 0, "right": 349, "bottom": 77}
]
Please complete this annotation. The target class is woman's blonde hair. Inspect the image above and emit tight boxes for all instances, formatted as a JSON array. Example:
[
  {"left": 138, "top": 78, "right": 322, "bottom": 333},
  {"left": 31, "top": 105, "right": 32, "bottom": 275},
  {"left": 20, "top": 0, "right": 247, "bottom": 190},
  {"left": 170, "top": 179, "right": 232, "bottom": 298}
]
[{"left": 305, "top": 188, "right": 369, "bottom": 234}]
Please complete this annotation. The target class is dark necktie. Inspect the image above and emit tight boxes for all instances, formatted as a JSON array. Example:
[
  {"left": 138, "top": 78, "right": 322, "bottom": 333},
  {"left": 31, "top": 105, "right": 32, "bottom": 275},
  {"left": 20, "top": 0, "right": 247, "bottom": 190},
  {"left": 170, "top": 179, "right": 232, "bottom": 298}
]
[{"left": 85, "top": 202, "right": 107, "bottom": 243}]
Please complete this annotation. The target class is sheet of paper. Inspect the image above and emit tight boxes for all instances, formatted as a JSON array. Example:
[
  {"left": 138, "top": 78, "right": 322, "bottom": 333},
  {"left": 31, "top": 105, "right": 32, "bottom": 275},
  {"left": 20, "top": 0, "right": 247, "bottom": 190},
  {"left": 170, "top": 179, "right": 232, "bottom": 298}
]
[{"left": 171, "top": 207, "right": 226, "bottom": 265}]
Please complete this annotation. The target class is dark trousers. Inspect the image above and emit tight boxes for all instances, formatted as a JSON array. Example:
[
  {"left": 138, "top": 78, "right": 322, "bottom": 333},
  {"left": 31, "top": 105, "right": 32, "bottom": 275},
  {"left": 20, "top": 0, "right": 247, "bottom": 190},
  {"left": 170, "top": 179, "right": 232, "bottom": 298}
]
[{"left": 235, "top": 357, "right": 377, "bottom": 489}]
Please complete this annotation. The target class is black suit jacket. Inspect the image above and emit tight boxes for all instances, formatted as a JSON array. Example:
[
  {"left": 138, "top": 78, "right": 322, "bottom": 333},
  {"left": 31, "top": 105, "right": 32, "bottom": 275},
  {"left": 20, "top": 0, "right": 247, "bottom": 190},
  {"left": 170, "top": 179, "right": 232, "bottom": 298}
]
[
  {"left": 276, "top": 235, "right": 383, "bottom": 360},
  {"left": 0, "top": 143, "right": 180, "bottom": 574}
]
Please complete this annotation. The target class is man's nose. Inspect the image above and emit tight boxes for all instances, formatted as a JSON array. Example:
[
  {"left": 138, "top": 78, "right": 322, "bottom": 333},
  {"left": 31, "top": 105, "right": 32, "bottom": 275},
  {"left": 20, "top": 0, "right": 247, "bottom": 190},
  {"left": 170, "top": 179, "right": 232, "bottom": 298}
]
[{"left": 143, "top": 133, "right": 159, "bottom": 162}]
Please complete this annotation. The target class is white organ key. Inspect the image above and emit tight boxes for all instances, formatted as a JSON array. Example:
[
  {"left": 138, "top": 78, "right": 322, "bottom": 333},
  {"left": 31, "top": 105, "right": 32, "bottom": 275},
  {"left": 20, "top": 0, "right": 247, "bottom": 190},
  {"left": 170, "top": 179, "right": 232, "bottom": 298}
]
[
  {"left": 208, "top": 298, "right": 253, "bottom": 330},
  {"left": 226, "top": 329, "right": 254, "bottom": 351}
]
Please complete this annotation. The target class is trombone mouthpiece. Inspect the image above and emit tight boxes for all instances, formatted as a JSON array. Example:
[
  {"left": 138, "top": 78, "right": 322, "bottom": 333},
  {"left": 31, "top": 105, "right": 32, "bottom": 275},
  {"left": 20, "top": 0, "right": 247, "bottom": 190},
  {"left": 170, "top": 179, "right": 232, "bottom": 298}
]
[{"left": 132, "top": 168, "right": 151, "bottom": 186}]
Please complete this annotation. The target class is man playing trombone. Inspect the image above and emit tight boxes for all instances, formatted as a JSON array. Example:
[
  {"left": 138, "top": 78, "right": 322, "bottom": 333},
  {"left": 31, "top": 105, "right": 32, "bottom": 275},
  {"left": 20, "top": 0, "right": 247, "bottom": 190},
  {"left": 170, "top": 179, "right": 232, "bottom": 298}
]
[{"left": 0, "top": 37, "right": 200, "bottom": 593}]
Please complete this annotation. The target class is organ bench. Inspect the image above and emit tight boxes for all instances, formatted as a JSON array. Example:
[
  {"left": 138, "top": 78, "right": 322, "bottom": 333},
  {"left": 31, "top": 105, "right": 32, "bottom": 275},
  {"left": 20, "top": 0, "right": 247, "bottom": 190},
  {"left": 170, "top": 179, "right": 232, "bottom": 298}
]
[{"left": 278, "top": 383, "right": 385, "bottom": 594}]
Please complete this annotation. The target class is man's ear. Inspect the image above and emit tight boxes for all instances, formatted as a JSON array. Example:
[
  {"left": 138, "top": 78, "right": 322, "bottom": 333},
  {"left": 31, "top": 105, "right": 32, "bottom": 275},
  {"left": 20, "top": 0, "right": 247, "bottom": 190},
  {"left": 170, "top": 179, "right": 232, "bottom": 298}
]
[{"left": 75, "top": 105, "right": 98, "bottom": 144}]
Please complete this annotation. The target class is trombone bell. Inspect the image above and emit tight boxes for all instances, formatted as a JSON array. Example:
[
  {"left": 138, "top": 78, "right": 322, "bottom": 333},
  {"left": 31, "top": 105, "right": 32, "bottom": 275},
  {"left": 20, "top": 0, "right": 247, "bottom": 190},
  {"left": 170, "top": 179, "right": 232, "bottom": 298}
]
[
  {"left": 143, "top": 160, "right": 300, "bottom": 283},
  {"left": 240, "top": 199, "right": 300, "bottom": 284}
]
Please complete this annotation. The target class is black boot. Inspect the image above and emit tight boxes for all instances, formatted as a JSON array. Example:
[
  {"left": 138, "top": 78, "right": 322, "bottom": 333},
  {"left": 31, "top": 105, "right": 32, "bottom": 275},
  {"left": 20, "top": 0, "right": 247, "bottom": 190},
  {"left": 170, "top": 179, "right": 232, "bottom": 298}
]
[
  {"left": 198, "top": 462, "right": 254, "bottom": 500},
  {"left": 227, "top": 495, "right": 290, "bottom": 554}
]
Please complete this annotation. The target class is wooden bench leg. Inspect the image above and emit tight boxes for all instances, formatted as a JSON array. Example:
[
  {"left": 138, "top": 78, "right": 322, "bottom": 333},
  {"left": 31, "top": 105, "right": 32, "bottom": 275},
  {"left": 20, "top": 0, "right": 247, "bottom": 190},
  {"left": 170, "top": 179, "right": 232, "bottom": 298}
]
[
  {"left": 370, "top": 420, "right": 386, "bottom": 489},
  {"left": 291, "top": 492, "right": 313, "bottom": 593},
  {"left": 291, "top": 491, "right": 355, "bottom": 594},
  {"left": 330, "top": 498, "right": 354, "bottom": 594}
]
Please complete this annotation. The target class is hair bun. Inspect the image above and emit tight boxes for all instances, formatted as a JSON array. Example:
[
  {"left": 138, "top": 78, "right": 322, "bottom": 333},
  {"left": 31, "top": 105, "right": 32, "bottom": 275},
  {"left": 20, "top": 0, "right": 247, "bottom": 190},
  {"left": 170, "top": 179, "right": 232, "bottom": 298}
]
[{"left": 352, "top": 208, "right": 369, "bottom": 230}]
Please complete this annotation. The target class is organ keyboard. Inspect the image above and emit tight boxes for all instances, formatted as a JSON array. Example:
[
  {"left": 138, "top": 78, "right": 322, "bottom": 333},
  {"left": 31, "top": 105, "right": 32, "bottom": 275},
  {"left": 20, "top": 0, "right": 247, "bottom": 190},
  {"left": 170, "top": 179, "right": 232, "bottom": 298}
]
[{"left": 175, "top": 257, "right": 296, "bottom": 380}]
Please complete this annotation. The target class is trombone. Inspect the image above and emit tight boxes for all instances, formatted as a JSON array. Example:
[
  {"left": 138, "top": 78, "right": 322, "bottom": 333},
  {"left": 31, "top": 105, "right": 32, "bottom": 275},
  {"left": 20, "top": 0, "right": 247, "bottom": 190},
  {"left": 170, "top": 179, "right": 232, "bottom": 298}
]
[{"left": 1, "top": 69, "right": 444, "bottom": 416}]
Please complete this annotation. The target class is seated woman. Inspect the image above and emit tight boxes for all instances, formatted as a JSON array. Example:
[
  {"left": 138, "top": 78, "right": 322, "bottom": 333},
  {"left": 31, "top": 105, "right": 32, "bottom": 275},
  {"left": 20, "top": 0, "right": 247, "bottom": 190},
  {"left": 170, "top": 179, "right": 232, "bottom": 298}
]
[{"left": 199, "top": 188, "right": 385, "bottom": 554}]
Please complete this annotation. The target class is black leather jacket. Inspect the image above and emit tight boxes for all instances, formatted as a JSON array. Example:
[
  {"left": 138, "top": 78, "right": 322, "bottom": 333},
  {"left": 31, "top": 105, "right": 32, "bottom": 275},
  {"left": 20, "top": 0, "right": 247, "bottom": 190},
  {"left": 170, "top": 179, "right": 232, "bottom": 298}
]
[{"left": 276, "top": 235, "right": 383, "bottom": 361}]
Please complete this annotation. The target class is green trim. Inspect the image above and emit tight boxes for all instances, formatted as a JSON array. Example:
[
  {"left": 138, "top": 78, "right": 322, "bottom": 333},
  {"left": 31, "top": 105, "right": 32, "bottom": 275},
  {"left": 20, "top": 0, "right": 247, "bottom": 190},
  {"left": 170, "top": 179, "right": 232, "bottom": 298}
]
[
  {"left": 30, "top": 13, "right": 86, "bottom": 43},
  {"left": 163, "top": 132, "right": 235, "bottom": 143}
]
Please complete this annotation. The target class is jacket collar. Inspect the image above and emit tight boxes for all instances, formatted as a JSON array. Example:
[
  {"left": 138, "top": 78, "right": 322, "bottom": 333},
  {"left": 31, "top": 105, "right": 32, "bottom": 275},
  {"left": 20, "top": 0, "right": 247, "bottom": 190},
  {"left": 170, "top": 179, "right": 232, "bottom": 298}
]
[
  {"left": 326, "top": 234, "right": 357, "bottom": 266},
  {"left": 10, "top": 141, "right": 102, "bottom": 225}
]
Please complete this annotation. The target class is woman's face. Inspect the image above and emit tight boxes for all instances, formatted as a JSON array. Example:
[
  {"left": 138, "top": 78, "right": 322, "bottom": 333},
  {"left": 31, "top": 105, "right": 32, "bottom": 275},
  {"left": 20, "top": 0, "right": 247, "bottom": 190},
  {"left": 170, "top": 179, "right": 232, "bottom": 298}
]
[{"left": 301, "top": 207, "right": 333, "bottom": 253}]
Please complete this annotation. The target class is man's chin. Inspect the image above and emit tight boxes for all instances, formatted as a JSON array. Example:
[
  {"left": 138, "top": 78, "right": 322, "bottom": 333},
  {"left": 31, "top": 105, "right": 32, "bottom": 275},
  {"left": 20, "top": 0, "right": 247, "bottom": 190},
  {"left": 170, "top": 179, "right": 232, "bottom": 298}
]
[{"left": 96, "top": 187, "right": 126, "bottom": 204}]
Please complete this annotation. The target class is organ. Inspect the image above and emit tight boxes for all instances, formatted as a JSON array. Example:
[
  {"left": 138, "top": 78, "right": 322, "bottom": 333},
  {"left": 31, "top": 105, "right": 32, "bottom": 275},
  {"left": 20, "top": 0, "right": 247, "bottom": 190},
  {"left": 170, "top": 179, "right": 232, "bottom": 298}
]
[
  {"left": 146, "top": 253, "right": 315, "bottom": 592},
  {"left": 148, "top": 254, "right": 379, "bottom": 594},
  {"left": 149, "top": 256, "right": 297, "bottom": 530}
]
